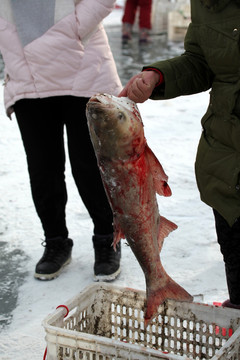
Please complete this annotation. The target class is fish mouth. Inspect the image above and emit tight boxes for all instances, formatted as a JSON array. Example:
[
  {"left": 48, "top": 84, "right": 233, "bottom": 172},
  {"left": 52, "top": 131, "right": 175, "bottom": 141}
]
[
  {"left": 86, "top": 95, "right": 106, "bottom": 116},
  {"left": 88, "top": 94, "right": 141, "bottom": 120},
  {"left": 89, "top": 93, "right": 110, "bottom": 105},
  {"left": 88, "top": 96, "right": 100, "bottom": 104},
  {"left": 87, "top": 94, "right": 114, "bottom": 111}
]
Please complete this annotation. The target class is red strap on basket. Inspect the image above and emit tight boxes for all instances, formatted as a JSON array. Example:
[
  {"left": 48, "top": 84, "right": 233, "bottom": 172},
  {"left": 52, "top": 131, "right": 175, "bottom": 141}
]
[
  {"left": 43, "top": 305, "right": 69, "bottom": 360},
  {"left": 213, "top": 302, "right": 233, "bottom": 337},
  {"left": 43, "top": 348, "right": 47, "bottom": 360},
  {"left": 56, "top": 304, "right": 69, "bottom": 316}
]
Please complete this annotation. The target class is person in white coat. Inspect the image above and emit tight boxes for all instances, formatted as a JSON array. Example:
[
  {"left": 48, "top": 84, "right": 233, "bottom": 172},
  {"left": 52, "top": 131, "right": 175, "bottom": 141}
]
[{"left": 0, "top": 0, "right": 122, "bottom": 281}]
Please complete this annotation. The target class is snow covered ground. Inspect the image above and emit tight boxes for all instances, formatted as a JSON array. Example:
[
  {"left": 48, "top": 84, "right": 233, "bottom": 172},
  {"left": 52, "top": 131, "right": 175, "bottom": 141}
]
[{"left": 0, "top": 4, "right": 228, "bottom": 360}]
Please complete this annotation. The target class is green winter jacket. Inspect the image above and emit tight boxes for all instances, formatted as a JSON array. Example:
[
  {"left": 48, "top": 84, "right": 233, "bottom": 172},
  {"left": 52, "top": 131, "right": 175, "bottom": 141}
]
[{"left": 144, "top": 0, "right": 240, "bottom": 226}]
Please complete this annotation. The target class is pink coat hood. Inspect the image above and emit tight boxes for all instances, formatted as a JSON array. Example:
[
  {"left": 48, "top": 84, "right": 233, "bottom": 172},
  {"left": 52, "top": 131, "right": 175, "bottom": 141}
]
[{"left": 0, "top": 0, "right": 122, "bottom": 116}]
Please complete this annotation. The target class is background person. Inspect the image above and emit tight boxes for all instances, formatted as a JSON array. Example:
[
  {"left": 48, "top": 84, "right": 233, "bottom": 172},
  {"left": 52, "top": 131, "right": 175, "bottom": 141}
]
[{"left": 121, "top": 0, "right": 152, "bottom": 43}]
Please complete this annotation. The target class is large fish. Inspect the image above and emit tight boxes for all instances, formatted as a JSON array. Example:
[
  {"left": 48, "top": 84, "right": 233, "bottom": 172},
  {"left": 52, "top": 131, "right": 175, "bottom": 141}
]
[{"left": 86, "top": 94, "right": 193, "bottom": 325}]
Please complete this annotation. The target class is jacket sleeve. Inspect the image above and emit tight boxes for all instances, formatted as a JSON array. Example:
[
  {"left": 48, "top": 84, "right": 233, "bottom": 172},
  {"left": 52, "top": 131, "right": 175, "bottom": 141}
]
[
  {"left": 75, "top": 0, "right": 115, "bottom": 39},
  {"left": 144, "top": 23, "right": 215, "bottom": 100}
]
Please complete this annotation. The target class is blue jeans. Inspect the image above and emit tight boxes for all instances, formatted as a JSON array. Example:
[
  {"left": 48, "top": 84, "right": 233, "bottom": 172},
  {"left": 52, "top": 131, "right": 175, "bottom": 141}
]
[{"left": 14, "top": 96, "right": 113, "bottom": 239}]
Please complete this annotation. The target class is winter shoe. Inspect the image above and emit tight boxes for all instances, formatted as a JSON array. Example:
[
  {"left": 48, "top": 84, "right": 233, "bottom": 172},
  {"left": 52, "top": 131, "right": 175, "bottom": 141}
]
[
  {"left": 93, "top": 234, "right": 121, "bottom": 281},
  {"left": 34, "top": 237, "right": 73, "bottom": 280},
  {"left": 139, "top": 28, "right": 151, "bottom": 44},
  {"left": 122, "top": 22, "right": 132, "bottom": 43},
  {"left": 221, "top": 299, "right": 240, "bottom": 310}
]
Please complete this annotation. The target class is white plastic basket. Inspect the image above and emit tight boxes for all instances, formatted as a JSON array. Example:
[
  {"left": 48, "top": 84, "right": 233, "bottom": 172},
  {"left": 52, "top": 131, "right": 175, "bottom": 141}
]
[{"left": 43, "top": 283, "right": 240, "bottom": 360}]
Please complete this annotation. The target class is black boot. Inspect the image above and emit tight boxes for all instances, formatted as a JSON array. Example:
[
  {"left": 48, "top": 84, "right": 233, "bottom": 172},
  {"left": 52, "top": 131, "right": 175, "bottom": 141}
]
[
  {"left": 222, "top": 299, "right": 240, "bottom": 309},
  {"left": 34, "top": 237, "right": 73, "bottom": 280},
  {"left": 93, "top": 234, "right": 121, "bottom": 281}
]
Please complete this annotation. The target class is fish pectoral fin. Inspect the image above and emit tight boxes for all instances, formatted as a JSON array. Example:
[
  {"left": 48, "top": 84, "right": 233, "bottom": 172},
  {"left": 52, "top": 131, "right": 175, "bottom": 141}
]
[
  {"left": 158, "top": 216, "right": 178, "bottom": 251},
  {"left": 113, "top": 220, "right": 125, "bottom": 250},
  {"left": 159, "top": 181, "right": 172, "bottom": 197},
  {"left": 144, "top": 278, "right": 193, "bottom": 327},
  {"left": 145, "top": 144, "right": 172, "bottom": 197}
]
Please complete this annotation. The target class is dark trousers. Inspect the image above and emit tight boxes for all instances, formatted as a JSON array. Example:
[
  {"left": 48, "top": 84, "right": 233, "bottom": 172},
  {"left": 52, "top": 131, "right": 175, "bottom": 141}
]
[
  {"left": 14, "top": 96, "right": 113, "bottom": 239},
  {"left": 213, "top": 209, "right": 240, "bottom": 305},
  {"left": 122, "top": 0, "right": 152, "bottom": 29}
]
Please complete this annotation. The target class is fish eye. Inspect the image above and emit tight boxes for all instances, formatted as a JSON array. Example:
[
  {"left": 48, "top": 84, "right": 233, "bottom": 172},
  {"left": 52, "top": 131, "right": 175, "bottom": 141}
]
[{"left": 118, "top": 111, "right": 125, "bottom": 122}]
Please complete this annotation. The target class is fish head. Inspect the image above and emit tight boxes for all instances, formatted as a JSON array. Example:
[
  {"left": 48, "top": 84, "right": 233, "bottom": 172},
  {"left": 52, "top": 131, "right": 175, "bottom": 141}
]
[{"left": 86, "top": 93, "right": 146, "bottom": 160}]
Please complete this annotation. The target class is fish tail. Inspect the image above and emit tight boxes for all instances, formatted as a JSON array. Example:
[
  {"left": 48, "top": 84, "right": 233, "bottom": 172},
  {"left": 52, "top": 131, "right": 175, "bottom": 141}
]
[{"left": 144, "top": 277, "right": 193, "bottom": 327}]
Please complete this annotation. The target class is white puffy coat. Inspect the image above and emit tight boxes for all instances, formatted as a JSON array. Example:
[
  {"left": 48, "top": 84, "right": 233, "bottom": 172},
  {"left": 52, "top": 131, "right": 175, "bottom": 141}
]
[{"left": 0, "top": 0, "right": 122, "bottom": 116}]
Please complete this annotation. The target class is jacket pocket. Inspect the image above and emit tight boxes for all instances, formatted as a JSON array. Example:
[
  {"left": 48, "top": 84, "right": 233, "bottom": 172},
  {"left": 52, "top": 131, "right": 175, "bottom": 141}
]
[{"left": 196, "top": 132, "right": 240, "bottom": 189}]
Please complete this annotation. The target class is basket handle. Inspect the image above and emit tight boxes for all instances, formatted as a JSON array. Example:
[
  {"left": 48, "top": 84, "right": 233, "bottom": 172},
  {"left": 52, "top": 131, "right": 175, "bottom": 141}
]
[{"left": 43, "top": 305, "right": 69, "bottom": 360}]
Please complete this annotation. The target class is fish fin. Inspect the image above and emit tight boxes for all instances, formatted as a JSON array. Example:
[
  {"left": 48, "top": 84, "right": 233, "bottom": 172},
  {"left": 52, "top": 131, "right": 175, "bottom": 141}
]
[
  {"left": 113, "top": 220, "right": 125, "bottom": 250},
  {"left": 145, "top": 144, "right": 172, "bottom": 197},
  {"left": 158, "top": 216, "right": 178, "bottom": 252},
  {"left": 144, "top": 277, "right": 193, "bottom": 327}
]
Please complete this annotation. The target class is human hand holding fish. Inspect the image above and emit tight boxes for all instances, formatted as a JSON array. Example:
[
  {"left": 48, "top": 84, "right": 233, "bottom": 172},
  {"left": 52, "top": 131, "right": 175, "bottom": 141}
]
[
  {"left": 118, "top": 70, "right": 161, "bottom": 103},
  {"left": 86, "top": 94, "right": 193, "bottom": 326}
]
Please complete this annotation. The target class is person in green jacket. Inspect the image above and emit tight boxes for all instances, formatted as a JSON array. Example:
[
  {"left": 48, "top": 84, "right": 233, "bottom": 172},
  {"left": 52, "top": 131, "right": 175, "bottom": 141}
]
[{"left": 119, "top": 0, "right": 240, "bottom": 309}]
